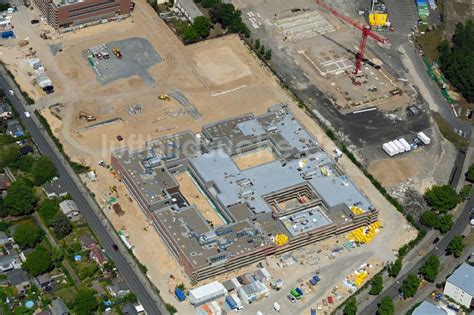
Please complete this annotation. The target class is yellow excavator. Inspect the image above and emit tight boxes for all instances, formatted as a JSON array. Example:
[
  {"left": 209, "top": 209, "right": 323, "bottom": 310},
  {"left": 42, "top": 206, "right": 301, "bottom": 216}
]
[
  {"left": 78, "top": 111, "right": 96, "bottom": 122},
  {"left": 158, "top": 95, "right": 171, "bottom": 101}
]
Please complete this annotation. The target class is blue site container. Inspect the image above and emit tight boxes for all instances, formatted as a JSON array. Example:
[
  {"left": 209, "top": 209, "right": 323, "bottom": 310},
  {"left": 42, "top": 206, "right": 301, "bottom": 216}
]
[
  {"left": 1, "top": 31, "right": 14, "bottom": 39},
  {"left": 296, "top": 287, "right": 303, "bottom": 296},
  {"left": 313, "top": 275, "right": 321, "bottom": 283},
  {"left": 175, "top": 288, "right": 186, "bottom": 302},
  {"left": 309, "top": 279, "right": 317, "bottom": 286}
]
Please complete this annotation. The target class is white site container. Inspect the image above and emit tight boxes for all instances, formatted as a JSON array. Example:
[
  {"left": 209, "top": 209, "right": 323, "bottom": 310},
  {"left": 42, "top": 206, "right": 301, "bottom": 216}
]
[
  {"left": 398, "top": 138, "right": 411, "bottom": 152},
  {"left": 387, "top": 141, "right": 400, "bottom": 155},
  {"left": 417, "top": 132, "right": 431, "bottom": 145},
  {"left": 189, "top": 281, "right": 227, "bottom": 306},
  {"left": 392, "top": 139, "right": 406, "bottom": 152},
  {"left": 382, "top": 143, "right": 396, "bottom": 156}
]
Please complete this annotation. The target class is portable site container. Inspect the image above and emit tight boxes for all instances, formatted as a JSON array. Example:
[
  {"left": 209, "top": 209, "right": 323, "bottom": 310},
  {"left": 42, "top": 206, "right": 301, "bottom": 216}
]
[
  {"left": 290, "top": 289, "right": 301, "bottom": 299},
  {"left": 392, "top": 139, "right": 406, "bottom": 153},
  {"left": 382, "top": 143, "right": 396, "bottom": 156},
  {"left": 387, "top": 141, "right": 400, "bottom": 154},
  {"left": 417, "top": 132, "right": 431, "bottom": 145},
  {"left": 295, "top": 287, "right": 304, "bottom": 296},
  {"left": 398, "top": 138, "right": 411, "bottom": 152}
]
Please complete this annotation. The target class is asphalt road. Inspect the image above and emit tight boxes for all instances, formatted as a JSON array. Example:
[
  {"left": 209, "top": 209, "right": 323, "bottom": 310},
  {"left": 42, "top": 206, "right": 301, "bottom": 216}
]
[
  {"left": 360, "top": 195, "right": 474, "bottom": 314},
  {"left": 0, "top": 70, "right": 165, "bottom": 314}
]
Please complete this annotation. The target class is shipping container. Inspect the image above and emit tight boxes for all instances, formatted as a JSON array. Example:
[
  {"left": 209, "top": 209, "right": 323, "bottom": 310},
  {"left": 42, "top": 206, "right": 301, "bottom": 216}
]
[
  {"left": 1, "top": 30, "right": 14, "bottom": 39},
  {"left": 417, "top": 132, "right": 431, "bottom": 145},
  {"left": 175, "top": 288, "right": 186, "bottom": 302}
]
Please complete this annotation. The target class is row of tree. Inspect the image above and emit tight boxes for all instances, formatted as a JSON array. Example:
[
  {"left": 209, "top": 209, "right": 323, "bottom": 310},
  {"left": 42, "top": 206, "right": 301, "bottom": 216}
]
[
  {"left": 38, "top": 199, "right": 73, "bottom": 239},
  {"left": 254, "top": 39, "right": 272, "bottom": 60}
]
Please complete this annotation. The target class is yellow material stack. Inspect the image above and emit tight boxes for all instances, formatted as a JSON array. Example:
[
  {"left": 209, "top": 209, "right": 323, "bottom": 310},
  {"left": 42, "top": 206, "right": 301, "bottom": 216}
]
[
  {"left": 348, "top": 221, "right": 382, "bottom": 244},
  {"left": 274, "top": 233, "right": 289, "bottom": 246}
]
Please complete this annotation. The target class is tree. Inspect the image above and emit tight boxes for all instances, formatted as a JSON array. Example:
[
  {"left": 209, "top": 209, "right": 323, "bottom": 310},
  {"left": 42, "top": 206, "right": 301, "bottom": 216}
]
[
  {"left": 264, "top": 49, "right": 272, "bottom": 60},
  {"left": 447, "top": 235, "right": 464, "bottom": 257},
  {"left": 255, "top": 39, "right": 261, "bottom": 50},
  {"left": 437, "top": 21, "right": 474, "bottom": 102},
  {"left": 388, "top": 258, "right": 402, "bottom": 278},
  {"left": 73, "top": 288, "right": 98, "bottom": 315},
  {"left": 424, "top": 185, "right": 459, "bottom": 212},
  {"left": 343, "top": 296, "right": 357, "bottom": 315},
  {"left": 466, "top": 164, "right": 474, "bottom": 183},
  {"left": 420, "top": 255, "right": 440, "bottom": 282},
  {"left": 378, "top": 296, "right": 394, "bottom": 315},
  {"left": 193, "top": 16, "right": 212, "bottom": 38},
  {"left": 436, "top": 214, "right": 453, "bottom": 233},
  {"left": 420, "top": 211, "right": 453, "bottom": 233},
  {"left": 50, "top": 213, "right": 72, "bottom": 239},
  {"left": 181, "top": 26, "right": 199, "bottom": 44},
  {"left": 420, "top": 210, "right": 437, "bottom": 227},
  {"left": 369, "top": 274, "right": 384, "bottom": 295},
  {"left": 4, "top": 179, "right": 37, "bottom": 216},
  {"left": 31, "top": 156, "right": 57, "bottom": 186},
  {"left": 0, "top": 146, "right": 21, "bottom": 168},
  {"left": 17, "top": 155, "right": 35, "bottom": 172},
  {"left": 22, "top": 247, "right": 53, "bottom": 276},
  {"left": 201, "top": 0, "right": 218, "bottom": 8},
  {"left": 401, "top": 273, "right": 420, "bottom": 298},
  {"left": 459, "top": 184, "right": 472, "bottom": 201},
  {"left": 259, "top": 45, "right": 265, "bottom": 55},
  {"left": 38, "top": 199, "right": 60, "bottom": 226},
  {"left": 13, "top": 222, "right": 44, "bottom": 249}
]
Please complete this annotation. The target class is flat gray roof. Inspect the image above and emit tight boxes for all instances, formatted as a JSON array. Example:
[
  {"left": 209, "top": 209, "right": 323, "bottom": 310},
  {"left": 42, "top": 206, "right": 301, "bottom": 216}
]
[
  {"left": 279, "top": 206, "right": 332, "bottom": 236},
  {"left": 412, "top": 301, "right": 446, "bottom": 315},
  {"left": 176, "top": 0, "right": 203, "bottom": 21},
  {"left": 447, "top": 263, "right": 474, "bottom": 296}
]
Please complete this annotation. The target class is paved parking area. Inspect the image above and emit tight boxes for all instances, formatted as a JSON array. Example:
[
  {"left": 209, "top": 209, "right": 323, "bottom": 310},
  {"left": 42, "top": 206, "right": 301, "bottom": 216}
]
[
  {"left": 384, "top": 0, "right": 419, "bottom": 35},
  {"left": 81, "top": 37, "right": 162, "bottom": 85}
]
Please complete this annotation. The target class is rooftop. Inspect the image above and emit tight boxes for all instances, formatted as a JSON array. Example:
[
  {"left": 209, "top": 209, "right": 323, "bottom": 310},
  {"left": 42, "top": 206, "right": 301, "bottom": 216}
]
[
  {"left": 446, "top": 263, "right": 474, "bottom": 296},
  {"left": 175, "top": 0, "right": 203, "bottom": 21},
  {"left": 412, "top": 301, "right": 447, "bottom": 315}
]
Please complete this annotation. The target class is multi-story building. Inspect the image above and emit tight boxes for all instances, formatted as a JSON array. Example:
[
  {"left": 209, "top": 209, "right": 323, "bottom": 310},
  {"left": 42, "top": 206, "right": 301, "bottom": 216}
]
[
  {"left": 33, "top": 0, "right": 131, "bottom": 29},
  {"left": 444, "top": 263, "right": 474, "bottom": 309}
]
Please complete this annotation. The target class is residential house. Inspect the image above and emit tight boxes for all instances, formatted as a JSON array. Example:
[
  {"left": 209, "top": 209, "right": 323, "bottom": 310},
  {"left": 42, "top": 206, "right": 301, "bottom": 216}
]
[
  {"left": 6, "top": 120, "right": 24, "bottom": 138},
  {"left": 59, "top": 200, "right": 80, "bottom": 219},
  {"left": 6, "top": 269, "right": 31, "bottom": 296},
  {"left": 121, "top": 304, "right": 138, "bottom": 315},
  {"left": 34, "top": 272, "right": 54, "bottom": 290},
  {"left": 19, "top": 146, "right": 34, "bottom": 155},
  {"left": 0, "top": 173, "right": 11, "bottom": 191},
  {"left": 0, "top": 231, "right": 10, "bottom": 246},
  {"left": 107, "top": 278, "right": 131, "bottom": 298},
  {"left": 0, "top": 254, "right": 21, "bottom": 272},
  {"left": 444, "top": 263, "right": 474, "bottom": 309},
  {"left": 42, "top": 177, "right": 68, "bottom": 199},
  {"left": 49, "top": 298, "right": 70, "bottom": 315},
  {"left": 79, "top": 234, "right": 97, "bottom": 250},
  {"left": 0, "top": 102, "right": 13, "bottom": 119},
  {"left": 89, "top": 246, "right": 107, "bottom": 267},
  {"left": 174, "top": 0, "right": 203, "bottom": 22}
]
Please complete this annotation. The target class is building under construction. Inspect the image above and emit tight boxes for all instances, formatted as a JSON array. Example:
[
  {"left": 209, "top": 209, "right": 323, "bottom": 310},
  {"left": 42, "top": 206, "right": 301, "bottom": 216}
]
[{"left": 111, "top": 105, "right": 378, "bottom": 284}]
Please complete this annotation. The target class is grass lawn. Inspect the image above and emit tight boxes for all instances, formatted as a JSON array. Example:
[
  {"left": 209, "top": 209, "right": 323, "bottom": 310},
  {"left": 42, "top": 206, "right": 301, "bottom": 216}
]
[
  {"left": 416, "top": 26, "right": 443, "bottom": 62},
  {"left": 433, "top": 112, "right": 469, "bottom": 149}
]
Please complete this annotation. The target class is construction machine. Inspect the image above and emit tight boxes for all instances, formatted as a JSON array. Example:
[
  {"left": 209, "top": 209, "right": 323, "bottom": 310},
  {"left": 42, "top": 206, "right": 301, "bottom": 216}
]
[
  {"left": 158, "top": 95, "right": 171, "bottom": 101},
  {"left": 112, "top": 48, "right": 122, "bottom": 59},
  {"left": 78, "top": 111, "right": 96, "bottom": 122}
]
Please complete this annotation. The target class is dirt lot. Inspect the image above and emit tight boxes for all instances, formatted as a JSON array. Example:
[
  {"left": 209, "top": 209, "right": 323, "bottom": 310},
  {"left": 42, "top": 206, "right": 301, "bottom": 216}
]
[
  {"left": 233, "top": 146, "right": 277, "bottom": 170},
  {"left": 175, "top": 172, "right": 225, "bottom": 227}
]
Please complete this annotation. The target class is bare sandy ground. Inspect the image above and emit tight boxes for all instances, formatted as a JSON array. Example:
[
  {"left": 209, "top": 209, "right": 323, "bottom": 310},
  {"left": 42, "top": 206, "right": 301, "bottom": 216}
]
[{"left": 233, "top": 147, "right": 277, "bottom": 170}]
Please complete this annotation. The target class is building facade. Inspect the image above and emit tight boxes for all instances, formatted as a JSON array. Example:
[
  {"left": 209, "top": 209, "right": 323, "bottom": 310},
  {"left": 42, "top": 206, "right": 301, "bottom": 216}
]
[
  {"left": 34, "top": 0, "right": 131, "bottom": 29},
  {"left": 444, "top": 263, "right": 474, "bottom": 309}
]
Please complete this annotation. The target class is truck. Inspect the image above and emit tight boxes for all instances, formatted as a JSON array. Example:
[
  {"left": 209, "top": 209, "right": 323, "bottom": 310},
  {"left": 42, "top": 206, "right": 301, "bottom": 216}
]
[
  {"left": 382, "top": 143, "right": 397, "bottom": 156},
  {"left": 270, "top": 279, "right": 283, "bottom": 291},
  {"left": 417, "top": 132, "right": 431, "bottom": 145},
  {"left": 225, "top": 294, "right": 243, "bottom": 311},
  {"left": 398, "top": 138, "right": 411, "bottom": 152}
]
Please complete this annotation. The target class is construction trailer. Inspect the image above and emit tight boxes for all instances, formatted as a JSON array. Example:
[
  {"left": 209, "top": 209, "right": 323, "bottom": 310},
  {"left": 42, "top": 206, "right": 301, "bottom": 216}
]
[
  {"left": 189, "top": 281, "right": 227, "bottom": 306},
  {"left": 417, "top": 132, "right": 431, "bottom": 145}
]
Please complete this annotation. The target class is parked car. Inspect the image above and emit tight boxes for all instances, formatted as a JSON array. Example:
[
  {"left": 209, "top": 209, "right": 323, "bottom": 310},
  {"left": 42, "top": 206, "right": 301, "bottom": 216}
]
[
  {"left": 287, "top": 294, "right": 296, "bottom": 303},
  {"left": 432, "top": 237, "right": 440, "bottom": 244},
  {"left": 30, "top": 19, "right": 39, "bottom": 24},
  {"left": 8, "top": 90, "right": 15, "bottom": 96}
]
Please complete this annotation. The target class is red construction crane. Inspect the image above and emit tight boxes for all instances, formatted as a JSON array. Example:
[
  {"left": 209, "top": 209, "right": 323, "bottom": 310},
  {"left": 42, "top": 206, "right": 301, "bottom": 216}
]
[{"left": 316, "top": 0, "right": 388, "bottom": 74}]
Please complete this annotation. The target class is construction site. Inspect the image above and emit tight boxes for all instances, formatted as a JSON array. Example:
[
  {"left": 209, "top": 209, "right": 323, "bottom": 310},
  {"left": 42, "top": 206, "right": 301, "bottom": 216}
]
[
  {"left": 0, "top": 0, "right": 421, "bottom": 313},
  {"left": 111, "top": 105, "right": 379, "bottom": 284}
]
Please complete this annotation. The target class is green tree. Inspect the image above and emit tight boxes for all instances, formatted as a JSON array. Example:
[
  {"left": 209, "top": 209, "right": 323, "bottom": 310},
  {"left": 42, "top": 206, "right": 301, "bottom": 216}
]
[
  {"left": 424, "top": 185, "right": 459, "bottom": 212},
  {"left": 420, "top": 210, "right": 437, "bottom": 227},
  {"left": 369, "top": 274, "right": 384, "bottom": 295},
  {"left": 388, "top": 258, "right": 402, "bottom": 278},
  {"left": 38, "top": 199, "right": 60, "bottom": 226},
  {"left": 436, "top": 214, "right": 453, "bottom": 233},
  {"left": 13, "top": 222, "right": 44, "bottom": 249},
  {"left": 201, "top": 0, "right": 218, "bottom": 8},
  {"left": 193, "top": 16, "right": 212, "bottom": 38},
  {"left": 22, "top": 247, "right": 53, "bottom": 276},
  {"left": 31, "top": 156, "right": 57, "bottom": 186},
  {"left": 73, "top": 288, "right": 98, "bottom": 315},
  {"left": 50, "top": 213, "right": 72, "bottom": 239},
  {"left": 17, "top": 155, "right": 35, "bottom": 172},
  {"left": 255, "top": 39, "right": 261, "bottom": 50},
  {"left": 343, "top": 296, "right": 357, "bottom": 315},
  {"left": 378, "top": 296, "right": 394, "bottom": 315},
  {"left": 264, "top": 49, "right": 272, "bottom": 60},
  {"left": 259, "top": 44, "right": 265, "bottom": 55},
  {"left": 459, "top": 184, "right": 472, "bottom": 201},
  {"left": 420, "top": 255, "right": 440, "bottom": 282},
  {"left": 437, "top": 21, "right": 474, "bottom": 102},
  {"left": 466, "top": 164, "right": 474, "bottom": 183},
  {"left": 447, "top": 235, "right": 464, "bottom": 257},
  {"left": 401, "top": 273, "right": 420, "bottom": 298},
  {"left": 0, "top": 146, "right": 21, "bottom": 168},
  {"left": 181, "top": 26, "right": 199, "bottom": 44}
]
